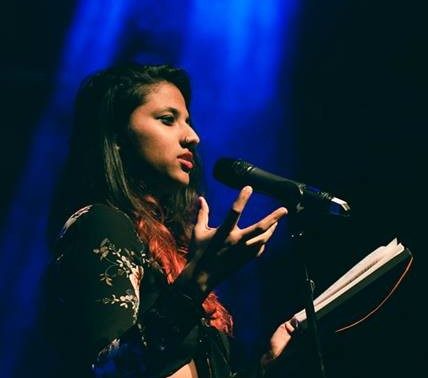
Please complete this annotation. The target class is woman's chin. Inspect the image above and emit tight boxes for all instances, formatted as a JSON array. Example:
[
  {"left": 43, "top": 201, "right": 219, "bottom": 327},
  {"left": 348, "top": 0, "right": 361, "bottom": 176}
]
[
  {"left": 173, "top": 173, "right": 190, "bottom": 187},
  {"left": 151, "top": 173, "right": 190, "bottom": 194}
]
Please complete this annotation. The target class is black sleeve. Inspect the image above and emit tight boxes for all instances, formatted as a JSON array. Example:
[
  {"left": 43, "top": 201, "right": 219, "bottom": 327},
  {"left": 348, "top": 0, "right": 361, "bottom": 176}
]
[{"left": 53, "top": 204, "right": 204, "bottom": 376}]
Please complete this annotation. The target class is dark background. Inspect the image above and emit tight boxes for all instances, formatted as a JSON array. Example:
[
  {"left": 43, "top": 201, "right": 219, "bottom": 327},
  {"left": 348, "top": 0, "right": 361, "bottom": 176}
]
[{"left": 1, "top": 1, "right": 426, "bottom": 377}]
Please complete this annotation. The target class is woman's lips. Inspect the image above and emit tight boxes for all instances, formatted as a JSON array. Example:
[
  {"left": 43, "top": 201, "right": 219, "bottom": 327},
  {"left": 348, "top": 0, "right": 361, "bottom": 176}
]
[{"left": 178, "top": 156, "right": 194, "bottom": 171}]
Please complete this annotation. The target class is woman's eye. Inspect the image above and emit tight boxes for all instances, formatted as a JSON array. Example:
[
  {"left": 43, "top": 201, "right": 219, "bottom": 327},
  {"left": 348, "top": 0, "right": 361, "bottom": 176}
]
[{"left": 159, "top": 115, "right": 175, "bottom": 125}]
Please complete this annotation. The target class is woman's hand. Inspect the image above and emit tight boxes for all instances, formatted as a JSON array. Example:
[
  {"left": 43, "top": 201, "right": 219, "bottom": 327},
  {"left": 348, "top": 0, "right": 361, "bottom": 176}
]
[
  {"left": 175, "top": 186, "right": 287, "bottom": 300},
  {"left": 260, "top": 320, "right": 296, "bottom": 367}
]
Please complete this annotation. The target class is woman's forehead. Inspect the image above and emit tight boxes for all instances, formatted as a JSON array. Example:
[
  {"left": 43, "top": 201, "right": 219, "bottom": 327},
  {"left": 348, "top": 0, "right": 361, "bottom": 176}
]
[{"left": 140, "top": 82, "right": 188, "bottom": 111}]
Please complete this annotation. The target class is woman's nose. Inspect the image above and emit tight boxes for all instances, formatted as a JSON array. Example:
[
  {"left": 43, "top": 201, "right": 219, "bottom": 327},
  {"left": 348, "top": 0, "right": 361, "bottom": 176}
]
[{"left": 183, "top": 126, "right": 200, "bottom": 146}]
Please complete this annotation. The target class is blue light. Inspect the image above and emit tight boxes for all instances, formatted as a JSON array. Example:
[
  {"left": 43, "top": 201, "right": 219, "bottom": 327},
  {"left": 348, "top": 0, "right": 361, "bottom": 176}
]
[
  {"left": 0, "top": 1, "right": 130, "bottom": 374},
  {"left": 0, "top": 0, "right": 299, "bottom": 373}
]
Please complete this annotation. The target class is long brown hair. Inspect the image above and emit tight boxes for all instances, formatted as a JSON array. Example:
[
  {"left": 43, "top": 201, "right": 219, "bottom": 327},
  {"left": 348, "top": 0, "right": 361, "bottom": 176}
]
[{"left": 49, "top": 63, "right": 232, "bottom": 334}]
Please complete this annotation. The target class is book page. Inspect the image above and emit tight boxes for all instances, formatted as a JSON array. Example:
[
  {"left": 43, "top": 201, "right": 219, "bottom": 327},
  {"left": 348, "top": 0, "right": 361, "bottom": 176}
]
[
  {"left": 313, "top": 239, "right": 403, "bottom": 306},
  {"left": 293, "top": 239, "right": 406, "bottom": 323}
]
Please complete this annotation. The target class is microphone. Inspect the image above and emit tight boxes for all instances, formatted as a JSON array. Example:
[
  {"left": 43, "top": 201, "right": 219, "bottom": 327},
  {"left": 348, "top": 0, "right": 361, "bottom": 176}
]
[{"left": 213, "top": 158, "right": 351, "bottom": 216}]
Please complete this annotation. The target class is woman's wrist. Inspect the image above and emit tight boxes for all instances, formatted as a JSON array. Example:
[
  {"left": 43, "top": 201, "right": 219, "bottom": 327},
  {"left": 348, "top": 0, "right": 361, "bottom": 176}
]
[
  {"left": 260, "top": 350, "right": 276, "bottom": 367},
  {"left": 173, "top": 264, "right": 210, "bottom": 303}
]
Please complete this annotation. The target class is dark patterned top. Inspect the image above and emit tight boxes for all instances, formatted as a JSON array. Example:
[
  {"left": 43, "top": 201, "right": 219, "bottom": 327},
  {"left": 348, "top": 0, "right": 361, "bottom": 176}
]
[{"left": 45, "top": 204, "right": 263, "bottom": 378}]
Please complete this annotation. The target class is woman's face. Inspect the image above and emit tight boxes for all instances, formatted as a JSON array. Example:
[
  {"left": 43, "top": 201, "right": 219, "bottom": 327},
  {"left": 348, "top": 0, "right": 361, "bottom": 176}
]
[{"left": 127, "top": 81, "right": 200, "bottom": 189}]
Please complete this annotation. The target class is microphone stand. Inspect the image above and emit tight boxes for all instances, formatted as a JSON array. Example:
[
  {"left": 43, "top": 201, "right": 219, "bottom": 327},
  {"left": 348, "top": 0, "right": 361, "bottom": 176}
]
[{"left": 289, "top": 211, "right": 327, "bottom": 378}]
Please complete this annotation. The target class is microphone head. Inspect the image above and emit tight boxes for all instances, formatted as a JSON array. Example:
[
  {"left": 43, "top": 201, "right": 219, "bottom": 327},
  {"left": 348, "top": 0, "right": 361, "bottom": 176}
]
[{"left": 213, "top": 158, "right": 252, "bottom": 189}]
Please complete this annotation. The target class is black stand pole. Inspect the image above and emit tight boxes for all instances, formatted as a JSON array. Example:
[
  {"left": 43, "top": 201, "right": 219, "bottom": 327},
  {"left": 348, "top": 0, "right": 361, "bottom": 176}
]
[{"left": 289, "top": 214, "right": 327, "bottom": 378}]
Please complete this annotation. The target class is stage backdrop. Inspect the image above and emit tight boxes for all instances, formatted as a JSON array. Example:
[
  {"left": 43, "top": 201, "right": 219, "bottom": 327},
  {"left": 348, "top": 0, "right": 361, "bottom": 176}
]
[{"left": 0, "top": 1, "right": 425, "bottom": 377}]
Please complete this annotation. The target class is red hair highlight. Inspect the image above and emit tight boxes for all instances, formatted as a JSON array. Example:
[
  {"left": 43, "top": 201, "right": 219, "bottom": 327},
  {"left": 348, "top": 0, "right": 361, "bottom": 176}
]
[{"left": 135, "top": 205, "right": 233, "bottom": 335}]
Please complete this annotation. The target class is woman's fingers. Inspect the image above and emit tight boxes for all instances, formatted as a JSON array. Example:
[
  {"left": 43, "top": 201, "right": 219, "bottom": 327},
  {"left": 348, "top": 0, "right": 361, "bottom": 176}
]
[
  {"left": 256, "top": 244, "right": 266, "bottom": 257},
  {"left": 195, "top": 196, "right": 210, "bottom": 230},
  {"left": 214, "top": 186, "right": 253, "bottom": 242},
  {"left": 245, "top": 222, "right": 278, "bottom": 247},
  {"left": 243, "top": 222, "right": 278, "bottom": 257},
  {"left": 283, "top": 320, "right": 295, "bottom": 334},
  {"left": 193, "top": 197, "right": 217, "bottom": 250},
  {"left": 231, "top": 186, "right": 253, "bottom": 214},
  {"left": 242, "top": 207, "right": 287, "bottom": 240}
]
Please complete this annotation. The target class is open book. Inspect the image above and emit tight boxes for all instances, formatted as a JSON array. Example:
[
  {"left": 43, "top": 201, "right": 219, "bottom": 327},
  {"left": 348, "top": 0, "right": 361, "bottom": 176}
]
[{"left": 291, "top": 238, "right": 412, "bottom": 329}]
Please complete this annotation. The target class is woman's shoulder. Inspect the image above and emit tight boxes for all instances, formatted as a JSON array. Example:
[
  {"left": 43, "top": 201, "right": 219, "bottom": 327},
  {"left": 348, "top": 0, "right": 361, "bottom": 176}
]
[
  {"left": 58, "top": 203, "right": 133, "bottom": 238},
  {"left": 56, "top": 203, "right": 146, "bottom": 253},
  {"left": 57, "top": 204, "right": 94, "bottom": 238}
]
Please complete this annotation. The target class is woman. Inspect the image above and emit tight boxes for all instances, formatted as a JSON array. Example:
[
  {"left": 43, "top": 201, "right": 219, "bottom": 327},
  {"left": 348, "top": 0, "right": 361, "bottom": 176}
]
[{"left": 46, "top": 63, "right": 295, "bottom": 377}]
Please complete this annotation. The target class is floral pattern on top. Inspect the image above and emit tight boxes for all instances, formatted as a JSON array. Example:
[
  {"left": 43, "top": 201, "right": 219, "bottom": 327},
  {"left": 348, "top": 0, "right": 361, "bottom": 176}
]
[{"left": 93, "top": 238, "right": 144, "bottom": 322}]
